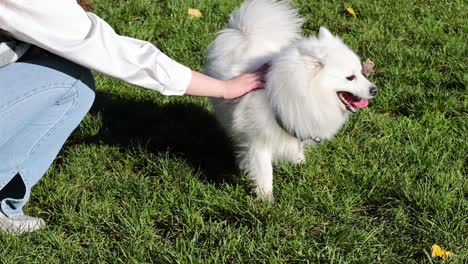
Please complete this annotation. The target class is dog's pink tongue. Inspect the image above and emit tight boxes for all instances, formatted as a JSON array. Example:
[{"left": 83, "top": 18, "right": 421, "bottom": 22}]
[
  {"left": 352, "top": 99, "right": 369, "bottom": 108},
  {"left": 343, "top": 92, "right": 369, "bottom": 109}
]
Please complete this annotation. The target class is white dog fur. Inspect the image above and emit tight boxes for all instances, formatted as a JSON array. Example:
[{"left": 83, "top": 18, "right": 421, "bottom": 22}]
[{"left": 205, "top": 0, "right": 377, "bottom": 201}]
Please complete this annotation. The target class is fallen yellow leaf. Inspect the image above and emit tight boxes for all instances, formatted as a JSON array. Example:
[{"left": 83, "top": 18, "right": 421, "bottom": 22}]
[
  {"left": 188, "top": 8, "right": 202, "bottom": 18},
  {"left": 362, "top": 59, "right": 376, "bottom": 77},
  {"left": 431, "top": 244, "right": 454, "bottom": 260},
  {"left": 346, "top": 7, "right": 357, "bottom": 18}
]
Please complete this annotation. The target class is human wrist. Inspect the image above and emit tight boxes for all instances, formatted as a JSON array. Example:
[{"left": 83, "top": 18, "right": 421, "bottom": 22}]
[
  {"left": 218, "top": 79, "right": 228, "bottom": 99},
  {"left": 185, "top": 71, "right": 226, "bottom": 98},
  {"left": 203, "top": 74, "right": 225, "bottom": 98}
]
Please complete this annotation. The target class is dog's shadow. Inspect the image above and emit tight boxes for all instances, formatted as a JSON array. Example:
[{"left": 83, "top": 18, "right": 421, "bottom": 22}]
[{"left": 74, "top": 90, "right": 238, "bottom": 184}]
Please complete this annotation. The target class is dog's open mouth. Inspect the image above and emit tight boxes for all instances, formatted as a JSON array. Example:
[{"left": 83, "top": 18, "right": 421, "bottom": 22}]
[{"left": 337, "top": 92, "right": 369, "bottom": 113}]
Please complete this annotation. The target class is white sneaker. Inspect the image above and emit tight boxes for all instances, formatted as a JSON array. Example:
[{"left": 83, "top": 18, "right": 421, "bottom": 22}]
[{"left": 0, "top": 212, "right": 46, "bottom": 234}]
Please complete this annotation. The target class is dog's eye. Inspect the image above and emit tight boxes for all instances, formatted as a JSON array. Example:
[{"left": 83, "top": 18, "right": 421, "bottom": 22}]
[{"left": 346, "top": 75, "right": 356, "bottom": 81}]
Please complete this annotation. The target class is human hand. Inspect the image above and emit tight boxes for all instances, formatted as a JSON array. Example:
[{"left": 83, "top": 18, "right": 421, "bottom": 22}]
[{"left": 221, "top": 64, "right": 269, "bottom": 100}]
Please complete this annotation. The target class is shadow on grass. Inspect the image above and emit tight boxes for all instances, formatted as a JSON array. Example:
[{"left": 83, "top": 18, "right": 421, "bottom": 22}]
[{"left": 75, "top": 90, "right": 239, "bottom": 184}]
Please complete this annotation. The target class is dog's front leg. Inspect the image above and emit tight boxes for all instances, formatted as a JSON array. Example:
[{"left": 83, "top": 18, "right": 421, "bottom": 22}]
[
  {"left": 283, "top": 139, "right": 306, "bottom": 164},
  {"left": 239, "top": 146, "right": 274, "bottom": 202}
]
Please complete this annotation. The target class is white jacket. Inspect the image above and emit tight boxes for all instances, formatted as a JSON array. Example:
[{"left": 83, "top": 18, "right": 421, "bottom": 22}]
[{"left": 0, "top": 0, "right": 192, "bottom": 95}]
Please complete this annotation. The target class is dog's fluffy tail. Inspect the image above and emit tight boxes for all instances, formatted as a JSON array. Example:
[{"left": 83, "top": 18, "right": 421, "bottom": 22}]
[
  {"left": 205, "top": 0, "right": 303, "bottom": 79},
  {"left": 227, "top": 0, "right": 303, "bottom": 45}
]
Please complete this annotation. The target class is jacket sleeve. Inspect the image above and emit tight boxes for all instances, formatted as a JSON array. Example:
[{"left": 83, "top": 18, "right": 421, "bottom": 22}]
[{"left": 0, "top": 0, "right": 192, "bottom": 95}]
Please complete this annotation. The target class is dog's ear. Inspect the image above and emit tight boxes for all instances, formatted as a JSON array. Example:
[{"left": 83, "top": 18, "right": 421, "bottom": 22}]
[
  {"left": 297, "top": 41, "right": 327, "bottom": 68},
  {"left": 318, "top": 27, "right": 334, "bottom": 41}
]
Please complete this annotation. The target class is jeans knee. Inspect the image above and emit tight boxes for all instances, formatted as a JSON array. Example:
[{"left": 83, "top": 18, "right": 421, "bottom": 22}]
[
  {"left": 54, "top": 68, "right": 95, "bottom": 111},
  {"left": 75, "top": 69, "right": 96, "bottom": 111},
  {"left": 79, "top": 68, "right": 95, "bottom": 92}
]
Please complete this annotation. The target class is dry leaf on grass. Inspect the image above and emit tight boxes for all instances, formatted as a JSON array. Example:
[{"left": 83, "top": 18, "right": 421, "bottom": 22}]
[
  {"left": 362, "top": 59, "right": 376, "bottom": 77},
  {"left": 188, "top": 8, "right": 202, "bottom": 18},
  {"left": 431, "top": 244, "right": 454, "bottom": 261},
  {"left": 346, "top": 7, "right": 357, "bottom": 18}
]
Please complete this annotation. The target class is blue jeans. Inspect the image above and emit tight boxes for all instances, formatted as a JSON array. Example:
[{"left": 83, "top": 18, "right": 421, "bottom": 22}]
[{"left": 0, "top": 55, "right": 95, "bottom": 217}]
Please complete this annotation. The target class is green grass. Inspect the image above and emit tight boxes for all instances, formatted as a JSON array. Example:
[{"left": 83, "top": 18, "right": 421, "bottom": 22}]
[{"left": 1, "top": 0, "right": 467, "bottom": 263}]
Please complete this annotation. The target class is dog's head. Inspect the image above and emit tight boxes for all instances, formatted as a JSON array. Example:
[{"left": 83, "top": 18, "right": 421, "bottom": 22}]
[
  {"left": 306, "top": 27, "right": 377, "bottom": 113},
  {"left": 266, "top": 27, "right": 377, "bottom": 140}
]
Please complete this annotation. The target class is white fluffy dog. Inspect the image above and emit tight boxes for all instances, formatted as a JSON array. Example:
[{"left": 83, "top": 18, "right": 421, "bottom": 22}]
[{"left": 205, "top": 0, "right": 377, "bottom": 201}]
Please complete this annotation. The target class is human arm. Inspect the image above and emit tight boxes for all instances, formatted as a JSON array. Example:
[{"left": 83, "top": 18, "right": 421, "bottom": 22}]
[
  {"left": 185, "top": 70, "right": 265, "bottom": 99},
  {"left": 0, "top": 0, "right": 262, "bottom": 97}
]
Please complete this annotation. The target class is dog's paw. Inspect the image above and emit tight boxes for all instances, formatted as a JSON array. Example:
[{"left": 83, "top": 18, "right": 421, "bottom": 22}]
[
  {"left": 291, "top": 153, "right": 306, "bottom": 165},
  {"left": 255, "top": 188, "right": 275, "bottom": 203},
  {"left": 256, "top": 193, "right": 275, "bottom": 203},
  {"left": 294, "top": 155, "right": 306, "bottom": 164}
]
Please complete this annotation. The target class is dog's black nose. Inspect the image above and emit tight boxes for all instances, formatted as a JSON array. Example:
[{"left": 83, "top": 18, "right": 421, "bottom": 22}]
[{"left": 369, "top": 86, "right": 378, "bottom": 96}]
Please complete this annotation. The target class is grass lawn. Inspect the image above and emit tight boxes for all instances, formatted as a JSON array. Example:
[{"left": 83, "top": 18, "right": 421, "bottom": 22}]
[{"left": 1, "top": 0, "right": 466, "bottom": 263}]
